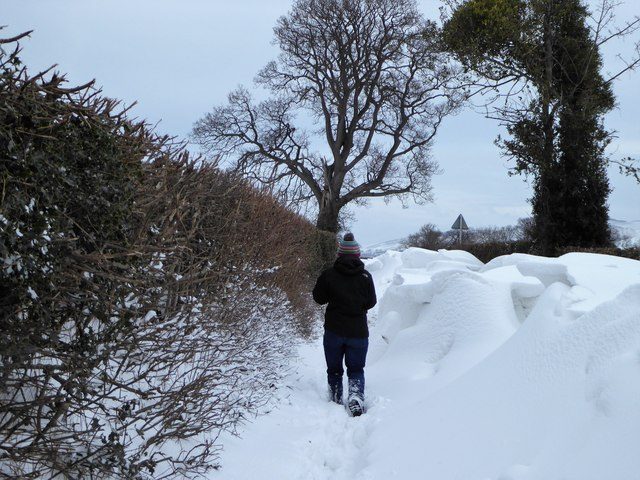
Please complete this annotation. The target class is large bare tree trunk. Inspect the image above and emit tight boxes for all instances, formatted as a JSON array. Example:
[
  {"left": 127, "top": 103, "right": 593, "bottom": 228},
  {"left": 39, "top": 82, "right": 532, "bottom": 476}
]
[{"left": 316, "top": 195, "right": 340, "bottom": 233}]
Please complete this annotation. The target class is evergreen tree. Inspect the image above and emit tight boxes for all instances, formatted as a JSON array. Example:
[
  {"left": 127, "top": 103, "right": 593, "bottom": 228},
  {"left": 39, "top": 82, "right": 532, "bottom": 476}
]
[
  {"left": 443, "top": 0, "right": 637, "bottom": 254},
  {"left": 510, "top": 0, "right": 614, "bottom": 252}
]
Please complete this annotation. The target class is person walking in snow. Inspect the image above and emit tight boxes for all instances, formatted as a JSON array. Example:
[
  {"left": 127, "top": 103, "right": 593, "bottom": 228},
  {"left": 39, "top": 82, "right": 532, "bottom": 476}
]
[{"left": 312, "top": 232, "right": 377, "bottom": 416}]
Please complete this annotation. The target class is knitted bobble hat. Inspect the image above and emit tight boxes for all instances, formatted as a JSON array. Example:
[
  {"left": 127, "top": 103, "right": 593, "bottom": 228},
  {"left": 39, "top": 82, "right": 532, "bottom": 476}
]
[{"left": 337, "top": 232, "right": 361, "bottom": 257}]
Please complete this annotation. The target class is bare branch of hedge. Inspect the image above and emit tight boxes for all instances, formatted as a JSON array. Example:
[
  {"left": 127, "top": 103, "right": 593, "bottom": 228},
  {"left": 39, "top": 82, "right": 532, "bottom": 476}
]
[{"left": 1, "top": 31, "right": 324, "bottom": 478}]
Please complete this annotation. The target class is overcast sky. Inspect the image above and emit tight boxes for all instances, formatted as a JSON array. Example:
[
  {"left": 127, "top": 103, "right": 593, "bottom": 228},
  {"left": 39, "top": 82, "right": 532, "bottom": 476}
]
[{"left": 3, "top": 0, "right": 639, "bottom": 246}]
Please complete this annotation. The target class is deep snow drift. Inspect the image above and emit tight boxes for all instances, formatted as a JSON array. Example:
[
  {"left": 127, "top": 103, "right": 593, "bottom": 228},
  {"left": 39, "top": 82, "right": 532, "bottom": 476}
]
[{"left": 211, "top": 248, "right": 640, "bottom": 480}]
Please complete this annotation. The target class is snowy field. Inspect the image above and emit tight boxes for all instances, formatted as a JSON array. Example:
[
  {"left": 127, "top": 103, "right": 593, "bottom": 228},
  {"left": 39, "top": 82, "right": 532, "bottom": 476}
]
[
  {"left": 611, "top": 219, "right": 640, "bottom": 246},
  {"left": 210, "top": 248, "right": 640, "bottom": 480}
]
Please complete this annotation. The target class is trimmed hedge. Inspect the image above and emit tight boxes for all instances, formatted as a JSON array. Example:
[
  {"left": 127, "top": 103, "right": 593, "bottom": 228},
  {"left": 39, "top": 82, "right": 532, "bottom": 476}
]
[
  {"left": 455, "top": 242, "right": 640, "bottom": 263},
  {"left": 555, "top": 246, "right": 640, "bottom": 261},
  {"left": 0, "top": 30, "right": 327, "bottom": 477},
  {"left": 456, "top": 241, "right": 534, "bottom": 263}
]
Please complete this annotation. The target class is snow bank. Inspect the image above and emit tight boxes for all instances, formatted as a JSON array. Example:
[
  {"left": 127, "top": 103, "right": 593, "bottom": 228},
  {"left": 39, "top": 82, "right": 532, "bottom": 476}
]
[
  {"left": 210, "top": 248, "right": 640, "bottom": 480},
  {"left": 363, "top": 249, "right": 640, "bottom": 480},
  {"left": 371, "top": 249, "right": 545, "bottom": 393}
]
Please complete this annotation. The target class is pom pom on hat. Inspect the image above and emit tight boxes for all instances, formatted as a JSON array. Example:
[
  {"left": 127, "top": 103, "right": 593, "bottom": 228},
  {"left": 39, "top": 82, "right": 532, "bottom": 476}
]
[{"left": 337, "top": 232, "right": 360, "bottom": 257}]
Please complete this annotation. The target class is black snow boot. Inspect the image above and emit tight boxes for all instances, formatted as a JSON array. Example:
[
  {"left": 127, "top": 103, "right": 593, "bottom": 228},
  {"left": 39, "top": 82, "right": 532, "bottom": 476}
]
[{"left": 348, "top": 397, "right": 364, "bottom": 417}]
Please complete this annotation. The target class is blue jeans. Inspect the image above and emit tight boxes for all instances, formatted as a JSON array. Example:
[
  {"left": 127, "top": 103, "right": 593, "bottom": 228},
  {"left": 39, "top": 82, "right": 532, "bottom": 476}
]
[{"left": 323, "top": 329, "right": 368, "bottom": 403}]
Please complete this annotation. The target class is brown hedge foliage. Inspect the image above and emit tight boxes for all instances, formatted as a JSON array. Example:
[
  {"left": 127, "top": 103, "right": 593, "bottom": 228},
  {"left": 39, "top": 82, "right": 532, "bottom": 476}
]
[
  {"left": 169, "top": 167, "right": 326, "bottom": 337},
  {"left": 0, "top": 30, "right": 324, "bottom": 478},
  {"left": 456, "top": 241, "right": 534, "bottom": 263}
]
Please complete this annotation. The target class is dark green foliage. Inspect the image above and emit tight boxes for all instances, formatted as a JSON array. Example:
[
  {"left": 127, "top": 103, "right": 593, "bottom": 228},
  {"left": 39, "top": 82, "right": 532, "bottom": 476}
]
[
  {"left": 530, "top": 0, "right": 614, "bottom": 252},
  {"left": 443, "top": 0, "right": 527, "bottom": 70},
  {"left": 444, "top": 0, "right": 617, "bottom": 254}
]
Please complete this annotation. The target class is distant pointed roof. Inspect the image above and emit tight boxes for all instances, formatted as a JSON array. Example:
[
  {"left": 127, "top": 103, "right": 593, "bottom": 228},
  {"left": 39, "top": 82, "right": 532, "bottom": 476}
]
[{"left": 451, "top": 214, "right": 469, "bottom": 230}]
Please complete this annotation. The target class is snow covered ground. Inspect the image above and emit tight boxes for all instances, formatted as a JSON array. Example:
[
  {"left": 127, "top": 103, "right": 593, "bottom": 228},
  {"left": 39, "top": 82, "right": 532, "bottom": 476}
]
[
  {"left": 611, "top": 218, "right": 640, "bottom": 246},
  {"left": 361, "top": 238, "right": 406, "bottom": 258},
  {"left": 210, "top": 248, "right": 640, "bottom": 480}
]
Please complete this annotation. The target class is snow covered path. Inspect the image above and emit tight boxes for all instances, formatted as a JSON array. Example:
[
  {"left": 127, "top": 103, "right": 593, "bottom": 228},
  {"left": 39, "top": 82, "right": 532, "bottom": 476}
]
[
  {"left": 210, "top": 249, "right": 640, "bottom": 480},
  {"left": 210, "top": 341, "right": 385, "bottom": 480}
]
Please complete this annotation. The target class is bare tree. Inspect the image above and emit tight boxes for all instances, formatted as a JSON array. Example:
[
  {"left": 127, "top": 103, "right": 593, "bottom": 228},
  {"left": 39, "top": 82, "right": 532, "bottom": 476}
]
[
  {"left": 192, "top": 0, "right": 466, "bottom": 232},
  {"left": 403, "top": 223, "right": 443, "bottom": 249},
  {"left": 611, "top": 156, "right": 639, "bottom": 183}
]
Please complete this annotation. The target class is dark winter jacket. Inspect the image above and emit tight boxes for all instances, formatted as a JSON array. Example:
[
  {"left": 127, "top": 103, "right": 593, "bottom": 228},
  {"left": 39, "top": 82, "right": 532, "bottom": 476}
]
[{"left": 312, "top": 256, "right": 377, "bottom": 338}]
